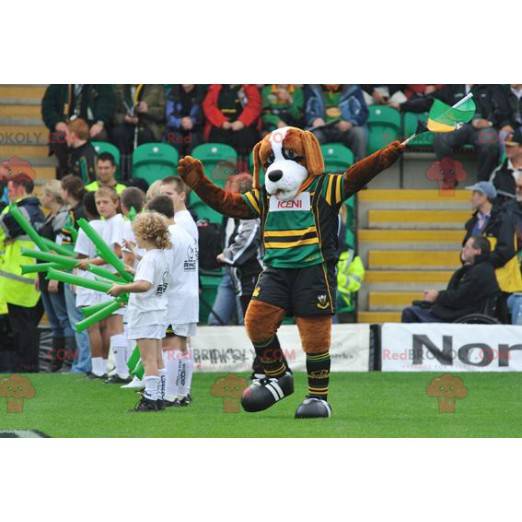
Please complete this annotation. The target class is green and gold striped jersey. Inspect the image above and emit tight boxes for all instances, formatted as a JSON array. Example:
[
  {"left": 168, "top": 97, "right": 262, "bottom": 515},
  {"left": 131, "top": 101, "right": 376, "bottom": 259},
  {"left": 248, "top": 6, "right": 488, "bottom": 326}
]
[{"left": 242, "top": 174, "right": 348, "bottom": 269}]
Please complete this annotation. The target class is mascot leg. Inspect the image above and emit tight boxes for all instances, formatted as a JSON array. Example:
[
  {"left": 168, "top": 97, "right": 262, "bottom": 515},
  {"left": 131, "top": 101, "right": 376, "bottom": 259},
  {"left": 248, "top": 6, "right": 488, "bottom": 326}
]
[
  {"left": 294, "top": 316, "right": 333, "bottom": 419},
  {"left": 241, "top": 300, "right": 294, "bottom": 412}
]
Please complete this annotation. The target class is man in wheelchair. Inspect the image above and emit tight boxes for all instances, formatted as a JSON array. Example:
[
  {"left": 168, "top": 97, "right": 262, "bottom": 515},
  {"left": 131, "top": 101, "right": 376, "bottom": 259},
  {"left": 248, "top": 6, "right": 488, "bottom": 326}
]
[{"left": 401, "top": 236, "right": 500, "bottom": 324}]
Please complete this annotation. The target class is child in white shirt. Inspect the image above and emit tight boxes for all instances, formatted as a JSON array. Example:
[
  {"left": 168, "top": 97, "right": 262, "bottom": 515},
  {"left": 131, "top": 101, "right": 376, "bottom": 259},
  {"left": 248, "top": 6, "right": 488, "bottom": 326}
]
[{"left": 108, "top": 212, "right": 171, "bottom": 412}]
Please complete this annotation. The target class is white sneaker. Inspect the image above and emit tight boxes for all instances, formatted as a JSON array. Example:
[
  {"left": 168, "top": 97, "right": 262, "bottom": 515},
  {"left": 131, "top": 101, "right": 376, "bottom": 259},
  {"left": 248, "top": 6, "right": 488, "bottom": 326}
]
[{"left": 121, "top": 376, "right": 144, "bottom": 390}]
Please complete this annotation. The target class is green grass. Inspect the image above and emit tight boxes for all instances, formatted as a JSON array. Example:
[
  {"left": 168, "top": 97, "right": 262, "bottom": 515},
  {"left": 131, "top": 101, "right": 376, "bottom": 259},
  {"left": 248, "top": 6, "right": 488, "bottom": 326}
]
[{"left": 1, "top": 372, "right": 522, "bottom": 437}]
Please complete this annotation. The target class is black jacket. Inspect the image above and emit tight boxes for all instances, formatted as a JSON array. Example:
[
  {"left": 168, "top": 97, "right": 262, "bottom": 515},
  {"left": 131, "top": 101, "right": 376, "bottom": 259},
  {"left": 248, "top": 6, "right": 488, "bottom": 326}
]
[
  {"left": 41, "top": 85, "right": 115, "bottom": 130},
  {"left": 490, "top": 158, "right": 520, "bottom": 203},
  {"left": 463, "top": 204, "right": 515, "bottom": 269},
  {"left": 491, "top": 85, "right": 522, "bottom": 129},
  {"left": 0, "top": 196, "right": 44, "bottom": 240},
  {"left": 68, "top": 142, "right": 97, "bottom": 182},
  {"left": 431, "top": 254, "right": 500, "bottom": 321}
]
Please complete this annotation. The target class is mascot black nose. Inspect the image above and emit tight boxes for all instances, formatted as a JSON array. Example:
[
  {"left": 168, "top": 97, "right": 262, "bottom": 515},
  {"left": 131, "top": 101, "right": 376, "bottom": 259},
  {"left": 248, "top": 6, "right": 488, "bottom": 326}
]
[{"left": 268, "top": 170, "right": 283, "bottom": 182}]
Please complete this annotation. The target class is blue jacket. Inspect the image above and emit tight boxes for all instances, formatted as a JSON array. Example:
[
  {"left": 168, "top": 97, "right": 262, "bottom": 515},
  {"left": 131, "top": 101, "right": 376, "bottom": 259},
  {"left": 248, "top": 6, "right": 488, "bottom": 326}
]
[
  {"left": 305, "top": 85, "right": 368, "bottom": 127},
  {"left": 165, "top": 85, "right": 205, "bottom": 131}
]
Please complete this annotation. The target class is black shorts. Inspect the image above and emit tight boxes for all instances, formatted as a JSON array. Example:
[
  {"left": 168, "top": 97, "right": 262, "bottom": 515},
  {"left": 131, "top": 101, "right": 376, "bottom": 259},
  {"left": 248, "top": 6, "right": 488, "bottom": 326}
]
[{"left": 251, "top": 262, "right": 337, "bottom": 317}]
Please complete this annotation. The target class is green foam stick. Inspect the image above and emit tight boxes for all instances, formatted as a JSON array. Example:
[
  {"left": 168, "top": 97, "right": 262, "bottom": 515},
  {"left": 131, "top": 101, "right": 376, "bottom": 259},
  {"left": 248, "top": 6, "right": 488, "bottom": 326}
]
[
  {"left": 81, "top": 300, "right": 114, "bottom": 317},
  {"left": 81, "top": 295, "right": 128, "bottom": 317},
  {"left": 9, "top": 204, "right": 49, "bottom": 252},
  {"left": 87, "top": 265, "right": 126, "bottom": 284},
  {"left": 40, "top": 237, "right": 75, "bottom": 257},
  {"left": 21, "top": 249, "right": 79, "bottom": 270},
  {"left": 63, "top": 225, "right": 78, "bottom": 243},
  {"left": 132, "top": 360, "right": 144, "bottom": 380},
  {"left": 127, "top": 345, "right": 141, "bottom": 372},
  {"left": 77, "top": 218, "right": 133, "bottom": 282},
  {"left": 47, "top": 268, "right": 113, "bottom": 294},
  {"left": 75, "top": 299, "right": 123, "bottom": 332},
  {"left": 20, "top": 262, "right": 55, "bottom": 275},
  {"left": 128, "top": 206, "right": 137, "bottom": 222}
]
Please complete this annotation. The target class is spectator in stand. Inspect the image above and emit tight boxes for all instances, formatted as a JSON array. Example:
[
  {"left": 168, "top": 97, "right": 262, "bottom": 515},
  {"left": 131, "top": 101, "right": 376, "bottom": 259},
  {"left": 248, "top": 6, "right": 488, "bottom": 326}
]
[
  {"left": 0, "top": 173, "right": 45, "bottom": 372},
  {"left": 362, "top": 85, "right": 406, "bottom": 108},
  {"left": 85, "top": 153, "right": 126, "bottom": 195},
  {"left": 390, "top": 84, "right": 442, "bottom": 113},
  {"left": 203, "top": 84, "right": 261, "bottom": 160},
  {"left": 261, "top": 84, "right": 304, "bottom": 133},
  {"left": 111, "top": 85, "right": 166, "bottom": 176},
  {"left": 65, "top": 118, "right": 97, "bottom": 183},
  {"left": 38, "top": 180, "right": 75, "bottom": 371},
  {"left": 305, "top": 84, "right": 368, "bottom": 161},
  {"left": 164, "top": 84, "right": 205, "bottom": 155},
  {"left": 432, "top": 85, "right": 499, "bottom": 184},
  {"left": 490, "top": 127, "right": 522, "bottom": 204},
  {"left": 401, "top": 236, "right": 500, "bottom": 323},
  {"left": 492, "top": 84, "right": 522, "bottom": 148},
  {"left": 41, "top": 84, "right": 115, "bottom": 179},
  {"left": 463, "top": 181, "right": 515, "bottom": 270}
]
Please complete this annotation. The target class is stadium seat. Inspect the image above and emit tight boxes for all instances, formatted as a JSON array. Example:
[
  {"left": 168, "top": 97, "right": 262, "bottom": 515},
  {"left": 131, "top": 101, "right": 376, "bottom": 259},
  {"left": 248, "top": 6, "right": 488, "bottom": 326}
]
[
  {"left": 131, "top": 142, "right": 179, "bottom": 184},
  {"left": 92, "top": 141, "right": 122, "bottom": 180},
  {"left": 190, "top": 198, "right": 223, "bottom": 224},
  {"left": 402, "top": 112, "right": 434, "bottom": 148},
  {"left": 199, "top": 274, "right": 222, "bottom": 324},
  {"left": 191, "top": 143, "right": 238, "bottom": 188},
  {"left": 367, "top": 106, "right": 401, "bottom": 154},
  {"left": 321, "top": 143, "right": 354, "bottom": 173},
  {"left": 189, "top": 143, "right": 238, "bottom": 223}
]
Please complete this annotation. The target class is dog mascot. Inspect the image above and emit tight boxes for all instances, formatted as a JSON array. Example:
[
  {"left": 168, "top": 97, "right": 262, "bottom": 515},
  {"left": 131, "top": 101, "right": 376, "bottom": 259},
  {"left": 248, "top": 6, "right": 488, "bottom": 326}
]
[{"left": 178, "top": 127, "right": 404, "bottom": 418}]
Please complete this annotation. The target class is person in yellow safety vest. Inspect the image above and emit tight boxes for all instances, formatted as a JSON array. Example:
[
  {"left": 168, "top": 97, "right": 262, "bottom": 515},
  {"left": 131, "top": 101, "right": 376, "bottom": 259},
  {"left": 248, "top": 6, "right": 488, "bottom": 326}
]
[
  {"left": 0, "top": 173, "right": 45, "bottom": 372},
  {"left": 85, "top": 152, "right": 126, "bottom": 195},
  {"left": 336, "top": 248, "right": 365, "bottom": 323}
]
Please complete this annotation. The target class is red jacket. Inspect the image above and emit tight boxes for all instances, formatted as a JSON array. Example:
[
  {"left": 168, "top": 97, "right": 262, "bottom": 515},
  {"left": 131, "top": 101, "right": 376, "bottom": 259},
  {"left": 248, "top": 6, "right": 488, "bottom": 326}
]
[{"left": 203, "top": 84, "right": 261, "bottom": 140}]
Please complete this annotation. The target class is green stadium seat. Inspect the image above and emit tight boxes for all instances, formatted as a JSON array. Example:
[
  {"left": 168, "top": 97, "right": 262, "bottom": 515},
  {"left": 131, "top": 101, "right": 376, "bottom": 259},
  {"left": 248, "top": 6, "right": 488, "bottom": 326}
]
[
  {"left": 191, "top": 143, "right": 238, "bottom": 188},
  {"left": 321, "top": 143, "right": 354, "bottom": 174},
  {"left": 199, "top": 274, "right": 222, "bottom": 324},
  {"left": 367, "top": 106, "right": 401, "bottom": 154},
  {"left": 131, "top": 142, "right": 179, "bottom": 184},
  {"left": 92, "top": 141, "right": 122, "bottom": 180},
  {"left": 402, "top": 112, "right": 434, "bottom": 148},
  {"left": 190, "top": 198, "right": 223, "bottom": 224}
]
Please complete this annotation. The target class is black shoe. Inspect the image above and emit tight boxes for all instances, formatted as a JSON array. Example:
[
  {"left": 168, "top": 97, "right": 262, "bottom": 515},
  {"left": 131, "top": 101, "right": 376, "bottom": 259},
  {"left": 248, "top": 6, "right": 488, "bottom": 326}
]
[
  {"left": 176, "top": 394, "right": 192, "bottom": 407},
  {"left": 132, "top": 395, "right": 162, "bottom": 412},
  {"left": 295, "top": 397, "right": 332, "bottom": 419},
  {"left": 87, "top": 372, "right": 108, "bottom": 380},
  {"left": 104, "top": 374, "right": 132, "bottom": 384},
  {"left": 241, "top": 372, "right": 294, "bottom": 413},
  {"left": 163, "top": 399, "right": 178, "bottom": 408}
]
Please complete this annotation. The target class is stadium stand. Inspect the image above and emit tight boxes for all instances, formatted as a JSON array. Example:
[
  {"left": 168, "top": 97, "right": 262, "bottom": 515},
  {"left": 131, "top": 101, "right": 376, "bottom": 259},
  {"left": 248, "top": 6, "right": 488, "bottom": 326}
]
[{"left": 0, "top": 84, "right": 491, "bottom": 328}]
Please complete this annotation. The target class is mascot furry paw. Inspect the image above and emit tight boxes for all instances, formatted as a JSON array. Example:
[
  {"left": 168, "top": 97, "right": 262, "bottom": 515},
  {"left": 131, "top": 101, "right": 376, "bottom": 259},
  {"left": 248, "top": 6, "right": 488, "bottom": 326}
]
[{"left": 178, "top": 127, "right": 404, "bottom": 418}]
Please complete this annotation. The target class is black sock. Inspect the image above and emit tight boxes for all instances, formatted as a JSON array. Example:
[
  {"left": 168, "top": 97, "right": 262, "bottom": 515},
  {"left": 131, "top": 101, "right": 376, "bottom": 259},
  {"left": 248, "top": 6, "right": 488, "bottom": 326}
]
[
  {"left": 253, "top": 335, "right": 287, "bottom": 379},
  {"left": 306, "top": 351, "right": 330, "bottom": 400}
]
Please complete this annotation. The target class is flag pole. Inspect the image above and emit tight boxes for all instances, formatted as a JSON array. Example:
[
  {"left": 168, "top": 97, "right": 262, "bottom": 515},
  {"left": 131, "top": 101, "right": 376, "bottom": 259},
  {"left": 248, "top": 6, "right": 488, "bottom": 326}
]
[{"left": 401, "top": 92, "right": 475, "bottom": 146}]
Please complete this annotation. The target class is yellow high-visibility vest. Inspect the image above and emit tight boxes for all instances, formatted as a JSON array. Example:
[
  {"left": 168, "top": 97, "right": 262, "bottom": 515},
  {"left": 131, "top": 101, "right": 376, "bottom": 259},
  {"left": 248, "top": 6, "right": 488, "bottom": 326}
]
[{"left": 0, "top": 204, "right": 40, "bottom": 309}]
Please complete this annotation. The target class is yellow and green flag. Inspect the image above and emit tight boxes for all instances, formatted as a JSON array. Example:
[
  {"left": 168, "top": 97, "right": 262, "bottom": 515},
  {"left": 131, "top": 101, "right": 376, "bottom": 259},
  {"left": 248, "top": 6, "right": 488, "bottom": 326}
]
[{"left": 423, "top": 93, "right": 476, "bottom": 134}]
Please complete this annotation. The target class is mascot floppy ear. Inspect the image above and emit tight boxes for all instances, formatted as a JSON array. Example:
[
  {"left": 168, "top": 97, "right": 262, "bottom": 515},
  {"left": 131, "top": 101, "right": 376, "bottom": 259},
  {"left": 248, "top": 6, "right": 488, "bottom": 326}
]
[
  {"left": 302, "top": 130, "right": 324, "bottom": 177},
  {"left": 251, "top": 140, "right": 262, "bottom": 190}
]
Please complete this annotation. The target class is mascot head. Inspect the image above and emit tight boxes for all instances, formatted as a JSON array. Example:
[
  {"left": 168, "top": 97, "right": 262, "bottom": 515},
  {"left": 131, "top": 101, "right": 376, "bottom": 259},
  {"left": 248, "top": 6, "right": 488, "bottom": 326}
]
[{"left": 251, "top": 126, "right": 324, "bottom": 201}]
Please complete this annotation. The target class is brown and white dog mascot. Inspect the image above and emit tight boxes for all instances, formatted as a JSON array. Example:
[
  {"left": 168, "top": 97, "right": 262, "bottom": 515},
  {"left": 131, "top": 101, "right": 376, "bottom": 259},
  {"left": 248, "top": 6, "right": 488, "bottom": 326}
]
[{"left": 178, "top": 127, "right": 404, "bottom": 418}]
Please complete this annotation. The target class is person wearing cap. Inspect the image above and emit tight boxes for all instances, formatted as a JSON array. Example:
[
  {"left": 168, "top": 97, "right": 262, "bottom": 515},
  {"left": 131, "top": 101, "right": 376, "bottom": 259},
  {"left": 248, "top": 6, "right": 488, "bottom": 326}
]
[
  {"left": 489, "top": 127, "right": 522, "bottom": 204},
  {"left": 462, "top": 180, "right": 515, "bottom": 270}
]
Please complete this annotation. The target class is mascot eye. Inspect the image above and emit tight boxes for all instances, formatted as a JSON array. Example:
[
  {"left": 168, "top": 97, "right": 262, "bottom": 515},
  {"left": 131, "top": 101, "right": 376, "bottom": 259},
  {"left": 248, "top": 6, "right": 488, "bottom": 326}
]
[
  {"left": 283, "top": 148, "right": 303, "bottom": 162},
  {"left": 264, "top": 151, "right": 275, "bottom": 168}
]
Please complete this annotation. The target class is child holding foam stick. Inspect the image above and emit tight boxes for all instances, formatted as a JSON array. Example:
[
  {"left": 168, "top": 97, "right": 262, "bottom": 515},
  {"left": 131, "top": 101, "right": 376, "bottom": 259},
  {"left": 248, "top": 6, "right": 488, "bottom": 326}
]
[{"left": 108, "top": 212, "right": 171, "bottom": 412}]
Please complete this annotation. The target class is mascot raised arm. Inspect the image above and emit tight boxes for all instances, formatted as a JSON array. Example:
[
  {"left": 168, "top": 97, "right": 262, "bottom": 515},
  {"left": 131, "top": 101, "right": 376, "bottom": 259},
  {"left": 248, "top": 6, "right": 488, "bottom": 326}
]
[{"left": 178, "top": 127, "right": 404, "bottom": 418}]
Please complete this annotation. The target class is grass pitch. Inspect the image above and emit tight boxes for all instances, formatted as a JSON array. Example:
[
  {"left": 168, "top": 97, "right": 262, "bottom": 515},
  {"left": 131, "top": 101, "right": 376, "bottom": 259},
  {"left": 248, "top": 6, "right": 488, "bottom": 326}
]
[{"left": 1, "top": 372, "right": 521, "bottom": 437}]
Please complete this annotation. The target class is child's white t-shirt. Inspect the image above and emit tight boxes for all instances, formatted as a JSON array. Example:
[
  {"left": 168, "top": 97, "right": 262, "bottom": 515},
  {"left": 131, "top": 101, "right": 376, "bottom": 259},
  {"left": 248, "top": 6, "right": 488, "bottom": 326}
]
[
  {"left": 101, "top": 213, "right": 125, "bottom": 273},
  {"left": 73, "top": 219, "right": 104, "bottom": 307},
  {"left": 166, "top": 224, "right": 199, "bottom": 325},
  {"left": 174, "top": 209, "right": 198, "bottom": 241},
  {"left": 127, "top": 249, "right": 170, "bottom": 329},
  {"left": 122, "top": 218, "right": 145, "bottom": 265}
]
